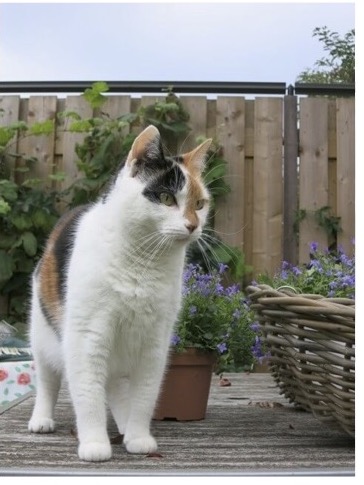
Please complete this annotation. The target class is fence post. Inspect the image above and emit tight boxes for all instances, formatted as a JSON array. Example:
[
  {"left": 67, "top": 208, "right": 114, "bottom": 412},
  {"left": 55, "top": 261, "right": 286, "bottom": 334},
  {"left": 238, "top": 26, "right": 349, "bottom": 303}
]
[{"left": 283, "top": 86, "right": 298, "bottom": 265}]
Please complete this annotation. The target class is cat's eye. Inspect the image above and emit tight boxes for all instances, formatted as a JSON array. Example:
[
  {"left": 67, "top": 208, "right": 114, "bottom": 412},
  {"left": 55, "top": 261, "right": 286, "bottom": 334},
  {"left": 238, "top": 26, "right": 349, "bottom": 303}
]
[
  {"left": 160, "top": 192, "right": 176, "bottom": 207},
  {"left": 195, "top": 199, "right": 205, "bottom": 210}
]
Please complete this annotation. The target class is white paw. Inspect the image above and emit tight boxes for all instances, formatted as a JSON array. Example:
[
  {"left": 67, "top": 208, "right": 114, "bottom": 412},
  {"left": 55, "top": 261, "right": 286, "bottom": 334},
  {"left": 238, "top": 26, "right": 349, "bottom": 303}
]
[
  {"left": 125, "top": 435, "right": 157, "bottom": 454},
  {"left": 78, "top": 442, "right": 112, "bottom": 462},
  {"left": 28, "top": 417, "right": 55, "bottom": 433}
]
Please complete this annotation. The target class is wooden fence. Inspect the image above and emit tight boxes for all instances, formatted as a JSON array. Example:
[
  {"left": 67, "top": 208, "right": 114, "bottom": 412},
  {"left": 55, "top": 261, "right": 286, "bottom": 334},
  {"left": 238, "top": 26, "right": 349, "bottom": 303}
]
[{"left": 0, "top": 94, "right": 355, "bottom": 279}]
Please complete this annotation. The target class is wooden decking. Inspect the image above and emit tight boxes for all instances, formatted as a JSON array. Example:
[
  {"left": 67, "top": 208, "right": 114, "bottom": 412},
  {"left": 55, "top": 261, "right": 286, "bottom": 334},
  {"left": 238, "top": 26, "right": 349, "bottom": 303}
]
[{"left": 0, "top": 373, "right": 355, "bottom": 476}]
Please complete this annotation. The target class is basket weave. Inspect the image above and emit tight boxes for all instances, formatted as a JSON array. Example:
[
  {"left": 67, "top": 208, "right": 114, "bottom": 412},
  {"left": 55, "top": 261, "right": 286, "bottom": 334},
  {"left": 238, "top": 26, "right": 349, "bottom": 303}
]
[{"left": 247, "top": 284, "right": 355, "bottom": 437}]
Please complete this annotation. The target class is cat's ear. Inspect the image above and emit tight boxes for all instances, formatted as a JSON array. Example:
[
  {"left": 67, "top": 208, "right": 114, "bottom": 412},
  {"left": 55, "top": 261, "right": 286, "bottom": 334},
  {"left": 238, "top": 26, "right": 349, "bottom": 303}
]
[
  {"left": 126, "top": 125, "right": 162, "bottom": 177},
  {"left": 182, "top": 139, "right": 213, "bottom": 174}
]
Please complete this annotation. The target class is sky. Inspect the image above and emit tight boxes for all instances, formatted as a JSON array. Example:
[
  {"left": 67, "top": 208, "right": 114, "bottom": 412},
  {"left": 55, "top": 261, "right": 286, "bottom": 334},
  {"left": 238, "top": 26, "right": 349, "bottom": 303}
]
[{"left": 0, "top": 1, "right": 356, "bottom": 86}]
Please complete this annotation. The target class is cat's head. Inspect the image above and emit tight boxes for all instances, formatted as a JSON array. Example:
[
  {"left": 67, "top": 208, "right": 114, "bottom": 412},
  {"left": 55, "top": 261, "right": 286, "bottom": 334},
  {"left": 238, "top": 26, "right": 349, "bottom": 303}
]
[{"left": 115, "top": 125, "right": 212, "bottom": 245}]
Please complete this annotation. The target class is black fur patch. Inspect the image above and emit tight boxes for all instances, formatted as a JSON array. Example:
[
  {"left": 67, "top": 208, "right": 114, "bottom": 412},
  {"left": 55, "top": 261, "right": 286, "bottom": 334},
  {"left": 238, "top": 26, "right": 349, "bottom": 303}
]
[
  {"left": 53, "top": 205, "right": 90, "bottom": 301},
  {"left": 142, "top": 163, "right": 186, "bottom": 203}
]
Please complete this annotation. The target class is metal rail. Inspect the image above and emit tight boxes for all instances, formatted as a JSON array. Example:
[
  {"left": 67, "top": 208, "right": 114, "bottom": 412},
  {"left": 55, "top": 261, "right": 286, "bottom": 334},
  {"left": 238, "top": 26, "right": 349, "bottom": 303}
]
[
  {"left": 0, "top": 81, "right": 286, "bottom": 95},
  {"left": 0, "top": 81, "right": 355, "bottom": 96}
]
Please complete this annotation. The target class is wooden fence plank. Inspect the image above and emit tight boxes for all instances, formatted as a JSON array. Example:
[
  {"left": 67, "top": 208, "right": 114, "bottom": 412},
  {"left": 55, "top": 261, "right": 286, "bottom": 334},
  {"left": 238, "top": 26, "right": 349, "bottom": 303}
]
[
  {"left": 243, "top": 100, "right": 255, "bottom": 277},
  {"left": 252, "top": 98, "right": 283, "bottom": 276},
  {"left": 206, "top": 99, "right": 216, "bottom": 141},
  {"left": 60, "top": 96, "right": 93, "bottom": 192},
  {"left": 101, "top": 95, "right": 132, "bottom": 149},
  {"left": 180, "top": 96, "right": 207, "bottom": 153},
  {"left": 214, "top": 97, "right": 245, "bottom": 254},
  {"left": 336, "top": 97, "right": 355, "bottom": 255},
  {"left": 21, "top": 96, "right": 58, "bottom": 188},
  {"left": 0, "top": 95, "right": 20, "bottom": 181},
  {"left": 298, "top": 98, "right": 329, "bottom": 262}
]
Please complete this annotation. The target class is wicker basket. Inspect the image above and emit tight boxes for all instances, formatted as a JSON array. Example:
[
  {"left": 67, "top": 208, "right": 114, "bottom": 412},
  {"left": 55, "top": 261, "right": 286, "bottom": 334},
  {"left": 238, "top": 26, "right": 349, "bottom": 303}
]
[{"left": 247, "top": 284, "right": 355, "bottom": 437}]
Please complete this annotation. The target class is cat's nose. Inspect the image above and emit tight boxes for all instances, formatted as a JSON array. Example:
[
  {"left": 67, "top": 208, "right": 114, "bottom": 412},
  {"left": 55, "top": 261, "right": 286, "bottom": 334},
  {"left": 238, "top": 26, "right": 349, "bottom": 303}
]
[{"left": 185, "top": 223, "right": 197, "bottom": 234}]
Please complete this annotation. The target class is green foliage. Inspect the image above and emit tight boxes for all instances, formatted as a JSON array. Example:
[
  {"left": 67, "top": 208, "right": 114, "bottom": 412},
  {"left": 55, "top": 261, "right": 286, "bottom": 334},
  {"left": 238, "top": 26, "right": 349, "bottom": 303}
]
[
  {"left": 297, "top": 26, "right": 355, "bottom": 84},
  {"left": 83, "top": 81, "right": 109, "bottom": 109},
  {"left": 174, "top": 264, "right": 257, "bottom": 373},
  {"left": 0, "top": 116, "right": 61, "bottom": 324},
  {"left": 256, "top": 242, "right": 354, "bottom": 299},
  {"left": 294, "top": 206, "right": 342, "bottom": 249},
  {"left": 0, "top": 177, "right": 60, "bottom": 323},
  {"left": 314, "top": 206, "right": 342, "bottom": 239},
  {"left": 138, "top": 90, "right": 190, "bottom": 139}
]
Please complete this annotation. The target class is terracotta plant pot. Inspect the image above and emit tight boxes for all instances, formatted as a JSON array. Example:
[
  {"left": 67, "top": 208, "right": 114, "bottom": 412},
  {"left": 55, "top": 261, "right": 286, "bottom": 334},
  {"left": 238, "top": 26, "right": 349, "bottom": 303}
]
[{"left": 153, "top": 348, "right": 216, "bottom": 421}]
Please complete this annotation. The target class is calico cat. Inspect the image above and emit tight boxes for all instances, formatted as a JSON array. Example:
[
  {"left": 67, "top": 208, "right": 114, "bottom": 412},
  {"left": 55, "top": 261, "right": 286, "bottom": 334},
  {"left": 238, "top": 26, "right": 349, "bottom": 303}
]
[{"left": 28, "top": 125, "right": 212, "bottom": 462}]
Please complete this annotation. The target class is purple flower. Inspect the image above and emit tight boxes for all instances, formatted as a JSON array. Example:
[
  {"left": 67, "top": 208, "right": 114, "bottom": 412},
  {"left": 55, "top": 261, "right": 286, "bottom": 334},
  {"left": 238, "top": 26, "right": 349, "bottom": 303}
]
[
  {"left": 189, "top": 305, "right": 197, "bottom": 315},
  {"left": 215, "top": 283, "right": 225, "bottom": 295},
  {"left": 218, "top": 263, "right": 229, "bottom": 274},
  {"left": 232, "top": 309, "right": 242, "bottom": 320},
  {"left": 310, "top": 242, "right": 318, "bottom": 252},
  {"left": 250, "top": 321, "right": 260, "bottom": 332},
  {"left": 291, "top": 266, "right": 302, "bottom": 276},
  {"left": 281, "top": 270, "right": 288, "bottom": 280},
  {"left": 171, "top": 334, "right": 181, "bottom": 346},
  {"left": 217, "top": 342, "right": 228, "bottom": 354},
  {"left": 251, "top": 336, "right": 264, "bottom": 360},
  {"left": 225, "top": 285, "right": 240, "bottom": 297}
]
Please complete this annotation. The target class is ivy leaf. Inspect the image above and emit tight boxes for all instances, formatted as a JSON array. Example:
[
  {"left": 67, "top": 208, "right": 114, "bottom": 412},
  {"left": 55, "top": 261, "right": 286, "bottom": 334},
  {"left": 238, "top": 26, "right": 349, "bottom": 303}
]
[
  {"left": 21, "top": 231, "right": 38, "bottom": 257},
  {"left": 0, "top": 250, "right": 14, "bottom": 282}
]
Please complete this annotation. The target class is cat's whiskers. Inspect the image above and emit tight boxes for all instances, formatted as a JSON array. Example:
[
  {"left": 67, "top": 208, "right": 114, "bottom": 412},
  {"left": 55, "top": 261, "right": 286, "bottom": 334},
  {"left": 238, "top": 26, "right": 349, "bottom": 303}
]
[{"left": 195, "top": 239, "right": 215, "bottom": 274}]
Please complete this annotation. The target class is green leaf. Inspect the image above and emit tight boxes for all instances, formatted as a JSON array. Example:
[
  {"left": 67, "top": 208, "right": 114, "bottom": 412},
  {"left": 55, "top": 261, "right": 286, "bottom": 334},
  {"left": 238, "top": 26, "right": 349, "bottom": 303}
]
[
  {"left": 0, "top": 179, "right": 18, "bottom": 202},
  {"left": 0, "top": 250, "right": 14, "bottom": 282},
  {"left": 48, "top": 172, "right": 66, "bottom": 182},
  {"left": 9, "top": 213, "right": 33, "bottom": 231},
  {"left": 29, "top": 119, "right": 54, "bottom": 136},
  {"left": 21, "top": 231, "right": 37, "bottom": 256},
  {"left": 31, "top": 209, "right": 49, "bottom": 229},
  {"left": 0, "top": 198, "right": 11, "bottom": 215},
  {"left": 69, "top": 119, "right": 92, "bottom": 133},
  {"left": 58, "top": 110, "right": 82, "bottom": 121},
  {"left": 0, "top": 233, "right": 16, "bottom": 249},
  {"left": 21, "top": 178, "right": 43, "bottom": 188},
  {"left": 14, "top": 166, "right": 30, "bottom": 173},
  {"left": 83, "top": 81, "right": 109, "bottom": 109},
  {"left": 0, "top": 127, "right": 15, "bottom": 147}
]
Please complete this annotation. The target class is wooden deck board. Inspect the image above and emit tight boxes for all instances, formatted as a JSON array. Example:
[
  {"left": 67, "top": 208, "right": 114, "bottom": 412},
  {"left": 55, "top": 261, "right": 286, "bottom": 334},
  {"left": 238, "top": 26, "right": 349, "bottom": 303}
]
[{"left": 0, "top": 373, "right": 354, "bottom": 476}]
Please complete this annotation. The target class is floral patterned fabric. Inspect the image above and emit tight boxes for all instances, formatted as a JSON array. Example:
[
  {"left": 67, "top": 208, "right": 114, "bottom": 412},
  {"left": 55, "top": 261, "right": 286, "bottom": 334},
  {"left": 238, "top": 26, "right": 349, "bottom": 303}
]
[{"left": 0, "top": 361, "right": 35, "bottom": 408}]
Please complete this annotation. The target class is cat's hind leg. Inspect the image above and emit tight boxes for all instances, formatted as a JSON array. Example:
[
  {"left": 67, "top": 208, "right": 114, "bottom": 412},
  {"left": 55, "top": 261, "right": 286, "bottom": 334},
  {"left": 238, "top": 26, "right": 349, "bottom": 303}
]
[{"left": 28, "top": 288, "right": 62, "bottom": 433}]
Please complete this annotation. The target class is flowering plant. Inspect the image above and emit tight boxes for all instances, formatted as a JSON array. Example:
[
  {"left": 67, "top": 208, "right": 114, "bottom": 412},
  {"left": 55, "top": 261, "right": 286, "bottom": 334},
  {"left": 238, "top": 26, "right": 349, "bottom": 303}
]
[
  {"left": 172, "top": 263, "right": 258, "bottom": 372},
  {"left": 247, "top": 243, "right": 355, "bottom": 364},
  {"left": 256, "top": 242, "right": 355, "bottom": 299}
]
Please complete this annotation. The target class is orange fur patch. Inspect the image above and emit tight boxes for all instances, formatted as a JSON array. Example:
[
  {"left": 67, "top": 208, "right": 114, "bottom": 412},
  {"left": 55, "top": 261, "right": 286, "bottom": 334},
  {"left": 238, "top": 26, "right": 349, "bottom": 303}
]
[
  {"left": 37, "top": 209, "right": 80, "bottom": 327},
  {"left": 184, "top": 174, "right": 207, "bottom": 227}
]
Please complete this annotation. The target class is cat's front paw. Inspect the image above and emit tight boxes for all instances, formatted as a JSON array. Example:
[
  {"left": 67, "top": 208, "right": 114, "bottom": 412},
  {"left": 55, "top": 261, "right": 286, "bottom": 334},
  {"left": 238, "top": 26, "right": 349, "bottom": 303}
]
[
  {"left": 28, "top": 417, "right": 55, "bottom": 433},
  {"left": 78, "top": 441, "right": 112, "bottom": 462},
  {"left": 125, "top": 435, "right": 157, "bottom": 454}
]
